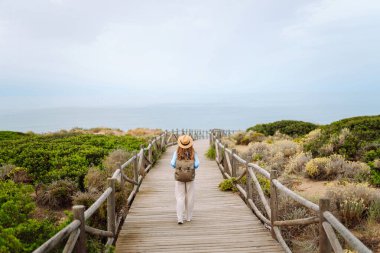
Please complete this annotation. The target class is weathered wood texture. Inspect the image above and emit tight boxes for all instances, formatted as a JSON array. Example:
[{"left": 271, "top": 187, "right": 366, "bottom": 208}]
[{"left": 116, "top": 139, "right": 283, "bottom": 253}]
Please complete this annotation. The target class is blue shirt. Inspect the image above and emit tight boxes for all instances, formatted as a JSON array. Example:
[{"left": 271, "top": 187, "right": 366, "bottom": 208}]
[{"left": 170, "top": 151, "right": 200, "bottom": 169}]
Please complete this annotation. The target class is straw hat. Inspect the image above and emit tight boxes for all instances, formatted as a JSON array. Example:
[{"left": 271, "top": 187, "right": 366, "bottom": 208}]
[{"left": 177, "top": 135, "right": 194, "bottom": 149}]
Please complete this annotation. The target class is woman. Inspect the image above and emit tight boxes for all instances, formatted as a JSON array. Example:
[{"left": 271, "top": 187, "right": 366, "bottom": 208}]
[{"left": 170, "top": 135, "right": 200, "bottom": 224}]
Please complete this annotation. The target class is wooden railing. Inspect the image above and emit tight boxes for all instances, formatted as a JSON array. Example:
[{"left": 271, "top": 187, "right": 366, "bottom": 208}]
[
  {"left": 210, "top": 129, "right": 372, "bottom": 253},
  {"left": 33, "top": 129, "right": 209, "bottom": 253}
]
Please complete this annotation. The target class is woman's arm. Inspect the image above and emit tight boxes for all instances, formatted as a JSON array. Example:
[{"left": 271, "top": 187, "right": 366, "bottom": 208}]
[
  {"left": 194, "top": 152, "right": 200, "bottom": 169},
  {"left": 170, "top": 151, "right": 177, "bottom": 168}
]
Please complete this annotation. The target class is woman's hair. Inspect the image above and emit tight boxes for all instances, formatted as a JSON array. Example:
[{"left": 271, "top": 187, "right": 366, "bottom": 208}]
[{"left": 177, "top": 146, "right": 194, "bottom": 160}]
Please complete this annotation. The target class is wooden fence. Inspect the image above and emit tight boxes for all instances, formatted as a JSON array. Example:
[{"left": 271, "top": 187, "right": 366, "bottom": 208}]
[
  {"left": 33, "top": 129, "right": 209, "bottom": 253},
  {"left": 210, "top": 129, "right": 372, "bottom": 253}
]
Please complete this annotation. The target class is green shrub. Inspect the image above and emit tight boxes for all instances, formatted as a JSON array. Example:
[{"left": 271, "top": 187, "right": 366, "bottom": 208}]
[
  {"left": 218, "top": 178, "right": 237, "bottom": 192},
  {"left": 363, "top": 148, "right": 380, "bottom": 162},
  {"left": 0, "top": 227, "right": 22, "bottom": 253},
  {"left": 205, "top": 146, "right": 216, "bottom": 160},
  {"left": 239, "top": 131, "right": 265, "bottom": 145},
  {"left": 0, "top": 132, "right": 146, "bottom": 185},
  {"left": 12, "top": 219, "right": 57, "bottom": 252},
  {"left": 0, "top": 181, "right": 57, "bottom": 253},
  {"left": 252, "top": 154, "right": 263, "bottom": 161},
  {"left": 0, "top": 131, "right": 147, "bottom": 252},
  {"left": 247, "top": 120, "right": 318, "bottom": 137},
  {"left": 368, "top": 200, "right": 380, "bottom": 223},
  {"left": 370, "top": 168, "right": 380, "bottom": 186},
  {"left": 257, "top": 174, "right": 270, "bottom": 197},
  {"left": 0, "top": 131, "right": 28, "bottom": 141},
  {"left": 303, "top": 115, "right": 380, "bottom": 161},
  {"left": 0, "top": 181, "right": 35, "bottom": 228}
]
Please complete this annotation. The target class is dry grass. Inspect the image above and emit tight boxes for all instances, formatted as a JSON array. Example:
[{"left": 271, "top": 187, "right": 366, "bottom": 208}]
[
  {"left": 46, "top": 127, "right": 126, "bottom": 136},
  {"left": 0, "top": 164, "right": 16, "bottom": 179},
  {"left": 326, "top": 182, "right": 380, "bottom": 228},
  {"left": 285, "top": 152, "right": 312, "bottom": 175},
  {"left": 302, "top": 129, "right": 322, "bottom": 145},
  {"left": 103, "top": 149, "right": 131, "bottom": 176},
  {"left": 7, "top": 167, "right": 33, "bottom": 183},
  {"left": 305, "top": 155, "right": 371, "bottom": 180},
  {"left": 126, "top": 128, "right": 163, "bottom": 137},
  {"left": 84, "top": 167, "right": 108, "bottom": 192},
  {"left": 36, "top": 180, "right": 78, "bottom": 209},
  {"left": 277, "top": 193, "right": 319, "bottom": 252}
]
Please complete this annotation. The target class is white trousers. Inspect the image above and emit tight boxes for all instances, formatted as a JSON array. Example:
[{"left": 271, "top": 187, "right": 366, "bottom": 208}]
[{"left": 175, "top": 180, "right": 195, "bottom": 222}]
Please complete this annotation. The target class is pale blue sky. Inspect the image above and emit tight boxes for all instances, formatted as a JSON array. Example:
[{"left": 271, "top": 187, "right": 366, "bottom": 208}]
[{"left": 0, "top": 0, "right": 380, "bottom": 112}]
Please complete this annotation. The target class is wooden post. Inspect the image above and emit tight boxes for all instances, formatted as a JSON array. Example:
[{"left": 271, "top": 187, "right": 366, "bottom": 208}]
[
  {"left": 246, "top": 163, "right": 253, "bottom": 201},
  {"left": 222, "top": 146, "right": 228, "bottom": 175},
  {"left": 270, "top": 170, "right": 279, "bottom": 240},
  {"left": 319, "top": 198, "right": 332, "bottom": 253},
  {"left": 73, "top": 205, "right": 86, "bottom": 253},
  {"left": 148, "top": 146, "right": 152, "bottom": 163},
  {"left": 164, "top": 131, "right": 168, "bottom": 146},
  {"left": 107, "top": 178, "right": 116, "bottom": 237},
  {"left": 133, "top": 151, "right": 138, "bottom": 187},
  {"left": 139, "top": 145, "right": 145, "bottom": 176},
  {"left": 119, "top": 165, "right": 125, "bottom": 192},
  {"left": 231, "top": 148, "right": 237, "bottom": 177},
  {"left": 160, "top": 137, "right": 167, "bottom": 152}
]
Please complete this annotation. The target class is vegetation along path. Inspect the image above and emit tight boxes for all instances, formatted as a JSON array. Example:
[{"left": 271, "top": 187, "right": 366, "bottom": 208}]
[{"left": 115, "top": 139, "right": 283, "bottom": 252}]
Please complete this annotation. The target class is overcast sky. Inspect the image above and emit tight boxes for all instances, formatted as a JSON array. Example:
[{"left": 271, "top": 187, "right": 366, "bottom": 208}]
[{"left": 0, "top": 0, "right": 379, "bottom": 111}]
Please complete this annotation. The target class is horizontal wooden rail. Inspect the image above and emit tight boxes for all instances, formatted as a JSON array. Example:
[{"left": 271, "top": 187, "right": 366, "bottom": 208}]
[
  {"left": 248, "top": 167, "right": 271, "bottom": 216},
  {"left": 323, "top": 211, "right": 372, "bottom": 253},
  {"left": 84, "top": 187, "right": 112, "bottom": 220},
  {"left": 272, "top": 179, "right": 319, "bottom": 212},
  {"left": 273, "top": 216, "right": 319, "bottom": 226},
  {"left": 85, "top": 225, "right": 113, "bottom": 237},
  {"left": 210, "top": 129, "right": 372, "bottom": 253},
  {"left": 33, "top": 220, "right": 81, "bottom": 253}
]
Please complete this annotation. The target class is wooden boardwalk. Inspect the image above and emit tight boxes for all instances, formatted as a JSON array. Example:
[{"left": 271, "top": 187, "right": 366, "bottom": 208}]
[{"left": 116, "top": 139, "right": 283, "bottom": 253}]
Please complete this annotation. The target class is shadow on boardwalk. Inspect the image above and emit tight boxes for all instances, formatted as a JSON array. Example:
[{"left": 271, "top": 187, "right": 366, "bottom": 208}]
[{"left": 116, "top": 139, "right": 283, "bottom": 252}]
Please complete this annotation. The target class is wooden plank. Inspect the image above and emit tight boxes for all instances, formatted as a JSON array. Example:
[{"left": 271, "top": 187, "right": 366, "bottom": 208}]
[{"left": 115, "top": 139, "right": 283, "bottom": 253}]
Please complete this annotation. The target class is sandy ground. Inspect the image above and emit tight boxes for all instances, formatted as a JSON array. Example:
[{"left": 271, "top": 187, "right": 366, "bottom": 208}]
[{"left": 294, "top": 178, "right": 332, "bottom": 199}]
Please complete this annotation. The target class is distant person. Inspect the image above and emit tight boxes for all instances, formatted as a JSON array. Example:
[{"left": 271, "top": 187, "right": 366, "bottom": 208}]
[{"left": 170, "top": 135, "right": 200, "bottom": 224}]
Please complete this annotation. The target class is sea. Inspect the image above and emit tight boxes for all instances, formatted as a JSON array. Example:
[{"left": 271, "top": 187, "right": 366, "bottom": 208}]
[{"left": 0, "top": 101, "right": 379, "bottom": 133}]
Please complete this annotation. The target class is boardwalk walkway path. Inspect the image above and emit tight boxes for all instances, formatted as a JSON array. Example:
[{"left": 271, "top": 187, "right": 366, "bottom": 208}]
[{"left": 115, "top": 139, "right": 283, "bottom": 252}]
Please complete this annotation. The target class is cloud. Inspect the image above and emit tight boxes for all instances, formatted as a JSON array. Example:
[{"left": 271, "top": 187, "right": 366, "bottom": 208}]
[
  {"left": 0, "top": 0, "right": 379, "bottom": 111},
  {"left": 283, "top": 0, "right": 380, "bottom": 40}
]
